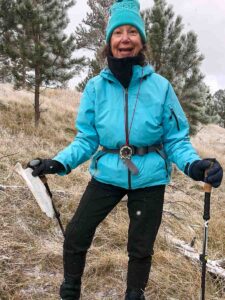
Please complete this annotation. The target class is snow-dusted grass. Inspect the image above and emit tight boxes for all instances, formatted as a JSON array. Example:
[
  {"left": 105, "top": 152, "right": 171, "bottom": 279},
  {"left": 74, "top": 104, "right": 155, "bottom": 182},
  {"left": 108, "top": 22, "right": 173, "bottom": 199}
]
[{"left": 0, "top": 84, "right": 225, "bottom": 299}]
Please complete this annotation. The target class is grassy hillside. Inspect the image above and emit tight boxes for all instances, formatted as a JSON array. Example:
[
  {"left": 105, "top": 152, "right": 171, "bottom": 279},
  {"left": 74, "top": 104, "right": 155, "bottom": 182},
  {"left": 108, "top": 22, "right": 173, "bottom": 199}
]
[{"left": 0, "top": 84, "right": 225, "bottom": 300}]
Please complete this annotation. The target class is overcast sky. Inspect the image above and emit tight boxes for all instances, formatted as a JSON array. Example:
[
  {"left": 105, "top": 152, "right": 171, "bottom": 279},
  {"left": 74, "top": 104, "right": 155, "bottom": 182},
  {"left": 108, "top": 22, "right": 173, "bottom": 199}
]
[{"left": 67, "top": 0, "right": 225, "bottom": 93}]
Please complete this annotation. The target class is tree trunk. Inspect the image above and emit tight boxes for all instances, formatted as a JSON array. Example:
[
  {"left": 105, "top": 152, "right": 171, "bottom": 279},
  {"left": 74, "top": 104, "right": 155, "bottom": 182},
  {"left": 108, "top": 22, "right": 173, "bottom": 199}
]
[
  {"left": 22, "top": 61, "right": 26, "bottom": 89},
  {"left": 34, "top": 66, "right": 41, "bottom": 127}
]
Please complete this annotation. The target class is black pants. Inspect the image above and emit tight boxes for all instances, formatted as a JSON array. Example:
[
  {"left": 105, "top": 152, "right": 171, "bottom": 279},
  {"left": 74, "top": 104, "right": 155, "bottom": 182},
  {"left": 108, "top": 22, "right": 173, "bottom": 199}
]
[{"left": 60, "top": 178, "right": 165, "bottom": 299}]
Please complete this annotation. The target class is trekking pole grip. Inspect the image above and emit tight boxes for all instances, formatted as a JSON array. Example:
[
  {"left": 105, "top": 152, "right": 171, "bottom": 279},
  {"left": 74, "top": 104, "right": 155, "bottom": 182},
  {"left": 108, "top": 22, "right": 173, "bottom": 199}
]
[
  {"left": 203, "top": 163, "right": 213, "bottom": 221},
  {"left": 203, "top": 160, "right": 214, "bottom": 221},
  {"left": 203, "top": 187, "right": 211, "bottom": 221}
]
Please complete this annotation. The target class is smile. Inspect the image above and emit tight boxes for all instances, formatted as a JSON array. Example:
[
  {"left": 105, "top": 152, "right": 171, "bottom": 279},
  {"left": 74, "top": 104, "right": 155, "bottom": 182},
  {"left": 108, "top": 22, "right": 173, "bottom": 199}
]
[{"left": 119, "top": 48, "right": 133, "bottom": 53}]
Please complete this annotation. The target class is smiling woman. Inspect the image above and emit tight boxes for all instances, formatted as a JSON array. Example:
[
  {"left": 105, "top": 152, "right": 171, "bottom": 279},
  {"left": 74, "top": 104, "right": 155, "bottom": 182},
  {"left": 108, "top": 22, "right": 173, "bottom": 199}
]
[
  {"left": 110, "top": 25, "right": 143, "bottom": 58},
  {"left": 27, "top": 0, "right": 224, "bottom": 299}
]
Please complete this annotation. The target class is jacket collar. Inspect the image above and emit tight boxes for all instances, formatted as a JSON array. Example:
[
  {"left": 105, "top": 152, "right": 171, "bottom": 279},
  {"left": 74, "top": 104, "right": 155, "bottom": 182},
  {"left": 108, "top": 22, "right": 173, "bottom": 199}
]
[{"left": 100, "top": 64, "right": 155, "bottom": 84}]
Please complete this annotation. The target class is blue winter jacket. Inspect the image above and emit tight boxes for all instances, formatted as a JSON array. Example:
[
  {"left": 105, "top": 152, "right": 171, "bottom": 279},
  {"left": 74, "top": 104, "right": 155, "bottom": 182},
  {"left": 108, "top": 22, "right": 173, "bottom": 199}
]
[{"left": 54, "top": 64, "right": 200, "bottom": 189}]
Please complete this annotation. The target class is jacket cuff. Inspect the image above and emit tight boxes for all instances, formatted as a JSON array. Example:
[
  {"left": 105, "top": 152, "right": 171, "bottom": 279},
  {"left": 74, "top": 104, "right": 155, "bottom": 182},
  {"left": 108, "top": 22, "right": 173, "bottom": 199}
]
[{"left": 52, "top": 158, "right": 71, "bottom": 176}]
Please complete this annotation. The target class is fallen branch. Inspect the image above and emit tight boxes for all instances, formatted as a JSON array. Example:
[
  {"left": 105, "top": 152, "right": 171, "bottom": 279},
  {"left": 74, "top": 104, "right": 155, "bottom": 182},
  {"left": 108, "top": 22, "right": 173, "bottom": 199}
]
[{"left": 165, "top": 232, "right": 225, "bottom": 279}]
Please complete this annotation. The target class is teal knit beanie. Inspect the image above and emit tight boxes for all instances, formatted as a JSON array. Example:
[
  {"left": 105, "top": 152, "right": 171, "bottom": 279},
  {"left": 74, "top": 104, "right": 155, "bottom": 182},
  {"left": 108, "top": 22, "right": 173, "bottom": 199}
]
[{"left": 106, "top": 0, "right": 146, "bottom": 44}]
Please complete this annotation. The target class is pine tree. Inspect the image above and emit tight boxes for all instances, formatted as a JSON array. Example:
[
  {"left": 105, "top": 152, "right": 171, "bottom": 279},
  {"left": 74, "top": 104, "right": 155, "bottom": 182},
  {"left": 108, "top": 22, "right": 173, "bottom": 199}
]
[
  {"left": 1, "top": 0, "right": 85, "bottom": 126},
  {"left": 76, "top": 49, "right": 103, "bottom": 92},
  {"left": 214, "top": 89, "right": 225, "bottom": 128},
  {"left": 143, "top": 0, "right": 209, "bottom": 134},
  {"left": 0, "top": 0, "right": 16, "bottom": 82},
  {"left": 204, "top": 87, "right": 220, "bottom": 125},
  {"left": 74, "top": 0, "right": 114, "bottom": 91}
]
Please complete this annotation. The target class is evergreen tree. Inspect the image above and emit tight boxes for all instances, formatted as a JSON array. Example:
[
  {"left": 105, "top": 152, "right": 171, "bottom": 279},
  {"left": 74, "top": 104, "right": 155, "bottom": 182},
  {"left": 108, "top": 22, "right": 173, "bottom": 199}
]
[
  {"left": 74, "top": 0, "right": 114, "bottom": 91},
  {"left": 143, "top": 0, "right": 208, "bottom": 134},
  {"left": 1, "top": 0, "right": 85, "bottom": 126},
  {"left": 75, "top": 0, "right": 113, "bottom": 50},
  {"left": 204, "top": 87, "right": 220, "bottom": 125},
  {"left": 0, "top": 0, "right": 16, "bottom": 82},
  {"left": 76, "top": 49, "right": 103, "bottom": 92},
  {"left": 0, "top": 57, "right": 13, "bottom": 83},
  {"left": 214, "top": 89, "right": 225, "bottom": 128}
]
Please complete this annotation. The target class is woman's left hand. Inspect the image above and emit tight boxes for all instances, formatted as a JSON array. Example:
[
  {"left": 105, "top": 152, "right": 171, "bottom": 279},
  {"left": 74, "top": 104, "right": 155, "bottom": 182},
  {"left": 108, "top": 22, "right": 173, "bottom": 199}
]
[{"left": 186, "top": 159, "right": 223, "bottom": 188}]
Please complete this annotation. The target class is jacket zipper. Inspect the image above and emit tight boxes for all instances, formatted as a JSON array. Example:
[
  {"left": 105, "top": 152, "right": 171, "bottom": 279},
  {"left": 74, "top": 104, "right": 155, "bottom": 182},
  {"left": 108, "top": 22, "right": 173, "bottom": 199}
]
[
  {"left": 170, "top": 108, "right": 180, "bottom": 131},
  {"left": 124, "top": 88, "right": 132, "bottom": 189}
]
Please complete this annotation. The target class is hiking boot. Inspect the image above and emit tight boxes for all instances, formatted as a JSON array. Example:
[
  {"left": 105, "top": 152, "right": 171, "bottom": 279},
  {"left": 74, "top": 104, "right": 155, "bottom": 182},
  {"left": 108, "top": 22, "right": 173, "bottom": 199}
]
[
  {"left": 125, "top": 289, "right": 146, "bottom": 300},
  {"left": 59, "top": 278, "right": 81, "bottom": 300}
]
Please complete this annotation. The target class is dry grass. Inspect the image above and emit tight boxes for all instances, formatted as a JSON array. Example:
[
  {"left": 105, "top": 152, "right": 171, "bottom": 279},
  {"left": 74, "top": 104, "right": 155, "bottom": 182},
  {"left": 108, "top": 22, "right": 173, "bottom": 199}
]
[{"left": 0, "top": 84, "right": 225, "bottom": 299}]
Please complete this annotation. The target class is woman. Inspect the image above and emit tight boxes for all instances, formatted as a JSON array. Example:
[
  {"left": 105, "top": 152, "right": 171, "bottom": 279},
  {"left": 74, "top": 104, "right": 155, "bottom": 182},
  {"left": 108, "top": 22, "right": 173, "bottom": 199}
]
[{"left": 29, "top": 1, "right": 223, "bottom": 299}]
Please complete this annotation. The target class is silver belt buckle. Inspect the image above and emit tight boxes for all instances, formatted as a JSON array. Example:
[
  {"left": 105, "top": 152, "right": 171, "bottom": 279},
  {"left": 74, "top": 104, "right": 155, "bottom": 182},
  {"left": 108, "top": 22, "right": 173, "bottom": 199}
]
[{"left": 119, "top": 145, "right": 134, "bottom": 160}]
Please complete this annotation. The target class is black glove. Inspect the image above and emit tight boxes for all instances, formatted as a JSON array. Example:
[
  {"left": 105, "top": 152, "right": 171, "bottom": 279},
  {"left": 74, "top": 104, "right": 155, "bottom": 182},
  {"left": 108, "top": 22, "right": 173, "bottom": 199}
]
[
  {"left": 27, "top": 158, "right": 65, "bottom": 177},
  {"left": 185, "top": 158, "right": 223, "bottom": 188}
]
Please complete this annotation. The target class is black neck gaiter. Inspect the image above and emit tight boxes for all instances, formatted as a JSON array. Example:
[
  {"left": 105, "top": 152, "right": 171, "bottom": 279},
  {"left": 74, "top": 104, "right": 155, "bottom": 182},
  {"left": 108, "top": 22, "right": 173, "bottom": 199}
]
[{"left": 107, "top": 54, "right": 145, "bottom": 89}]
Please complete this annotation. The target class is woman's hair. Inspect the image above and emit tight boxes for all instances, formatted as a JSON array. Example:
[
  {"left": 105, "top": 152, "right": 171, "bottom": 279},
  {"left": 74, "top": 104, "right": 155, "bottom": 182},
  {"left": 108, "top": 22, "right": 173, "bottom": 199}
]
[{"left": 101, "top": 43, "right": 148, "bottom": 66}]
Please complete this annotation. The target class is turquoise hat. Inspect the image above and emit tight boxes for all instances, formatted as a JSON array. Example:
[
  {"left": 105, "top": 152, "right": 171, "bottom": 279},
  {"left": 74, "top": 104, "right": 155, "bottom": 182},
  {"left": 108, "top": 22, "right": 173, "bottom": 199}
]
[{"left": 106, "top": 0, "right": 146, "bottom": 44}]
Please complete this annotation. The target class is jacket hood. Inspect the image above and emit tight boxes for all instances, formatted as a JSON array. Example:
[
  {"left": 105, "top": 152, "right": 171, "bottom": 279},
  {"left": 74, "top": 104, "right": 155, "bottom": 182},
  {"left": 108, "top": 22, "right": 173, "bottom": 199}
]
[{"left": 100, "top": 64, "right": 155, "bottom": 83}]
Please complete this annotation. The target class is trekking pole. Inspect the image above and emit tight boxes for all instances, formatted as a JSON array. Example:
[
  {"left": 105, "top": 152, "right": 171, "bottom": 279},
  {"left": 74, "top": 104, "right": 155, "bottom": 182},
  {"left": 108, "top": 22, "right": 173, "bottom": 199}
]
[
  {"left": 29, "top": 159, "right": 65, "bottom": 237},
  {"left": 40, "top": 175, "right": 65, "bottom": 238},
  {"left": 200, "top": 182, "right": 211, "bottom": 300},
  {"left": 200, "top": 160, "right": 214, "bottom": 300}
]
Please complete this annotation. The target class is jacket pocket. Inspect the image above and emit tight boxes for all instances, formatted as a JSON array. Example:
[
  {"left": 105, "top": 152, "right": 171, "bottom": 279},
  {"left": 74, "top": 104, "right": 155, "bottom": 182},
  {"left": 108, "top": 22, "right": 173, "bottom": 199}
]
[{"left": 169, "top": 108, "right": 180, "bottom": 131}]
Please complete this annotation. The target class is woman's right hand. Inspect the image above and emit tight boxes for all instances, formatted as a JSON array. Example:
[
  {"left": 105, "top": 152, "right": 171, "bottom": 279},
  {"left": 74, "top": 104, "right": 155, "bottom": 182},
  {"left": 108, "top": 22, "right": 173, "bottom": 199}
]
[{"left": 27, "top": 158, "right": 65, "bottom": 177}]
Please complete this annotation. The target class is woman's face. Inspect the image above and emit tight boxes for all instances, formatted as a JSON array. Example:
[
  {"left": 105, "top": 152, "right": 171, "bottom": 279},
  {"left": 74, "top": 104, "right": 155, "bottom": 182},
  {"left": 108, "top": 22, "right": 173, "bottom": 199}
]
[{"left": 110, "top": 25, "right": 143, "bottom": 58}]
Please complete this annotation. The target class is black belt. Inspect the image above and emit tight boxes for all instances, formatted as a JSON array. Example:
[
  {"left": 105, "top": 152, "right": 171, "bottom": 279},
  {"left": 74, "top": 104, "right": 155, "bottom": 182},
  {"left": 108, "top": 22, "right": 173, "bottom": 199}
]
[
  {"left": 101, "top": 144, "right": 164, "bottom": 175},
  {"left": 102, "top": 144, "right": 163, "bottom": 157}
]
